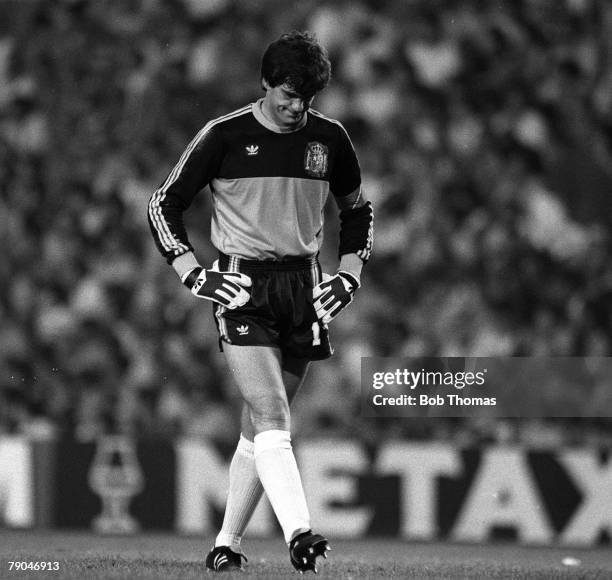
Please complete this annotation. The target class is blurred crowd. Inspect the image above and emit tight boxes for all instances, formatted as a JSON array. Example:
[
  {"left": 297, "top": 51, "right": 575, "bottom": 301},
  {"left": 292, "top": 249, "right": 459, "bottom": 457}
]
[{"left": 2, "top": 0, "right": 612, "bottom": 447}]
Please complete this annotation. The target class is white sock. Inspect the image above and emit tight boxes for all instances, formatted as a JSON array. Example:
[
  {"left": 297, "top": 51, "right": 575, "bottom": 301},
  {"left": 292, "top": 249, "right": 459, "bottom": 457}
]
[
  {"left": 215, "top": 435, "right": 263, "bottom": 550},
  {"left": 253, "top": 429, "right": 310, "bottom": 544}
]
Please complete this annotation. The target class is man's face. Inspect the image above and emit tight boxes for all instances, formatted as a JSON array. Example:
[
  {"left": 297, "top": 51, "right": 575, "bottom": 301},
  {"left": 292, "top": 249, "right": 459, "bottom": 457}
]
[{"left": 262, "top": 80, "right": 316, "bottom": 129}]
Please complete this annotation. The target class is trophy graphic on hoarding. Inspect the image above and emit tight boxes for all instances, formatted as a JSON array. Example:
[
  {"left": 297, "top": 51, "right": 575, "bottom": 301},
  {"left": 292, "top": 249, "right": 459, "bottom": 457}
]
[{"left": 88, "top": 435, "right": 144, "bottom": 534}]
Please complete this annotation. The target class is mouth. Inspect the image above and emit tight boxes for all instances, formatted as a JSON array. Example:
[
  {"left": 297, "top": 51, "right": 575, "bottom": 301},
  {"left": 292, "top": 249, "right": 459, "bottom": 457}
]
[{"left": 281, "top": 108, "right": 303, "bottom": 120}]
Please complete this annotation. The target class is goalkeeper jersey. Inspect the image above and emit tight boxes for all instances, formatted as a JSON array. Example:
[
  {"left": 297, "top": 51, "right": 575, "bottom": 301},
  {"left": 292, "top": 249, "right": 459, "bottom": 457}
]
[{"left": 148, "top": 99, "right": 361, "bottom": 263}]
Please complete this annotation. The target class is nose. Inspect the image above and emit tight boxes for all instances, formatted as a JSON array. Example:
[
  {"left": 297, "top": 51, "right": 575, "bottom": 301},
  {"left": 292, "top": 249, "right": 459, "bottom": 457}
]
[{"left": 289, "top": 98, "right": 305, "bottom": 113}]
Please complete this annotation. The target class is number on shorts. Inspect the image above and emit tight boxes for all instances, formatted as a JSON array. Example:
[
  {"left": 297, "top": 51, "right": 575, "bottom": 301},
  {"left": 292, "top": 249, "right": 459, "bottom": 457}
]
[{"left": 311, "top": 322, "right": 321, "bottom": 346}]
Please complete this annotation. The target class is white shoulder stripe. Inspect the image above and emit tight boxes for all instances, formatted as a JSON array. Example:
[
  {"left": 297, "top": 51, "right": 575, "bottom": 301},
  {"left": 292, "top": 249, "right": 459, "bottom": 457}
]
[
  {"left": 148, "top": 105, "right": 251, "bottom": 253},
  {"left": 309, "top": 109, "right": 356, "bottom": 147},
  {"left": 159, "top": 105, "right": 251, "bottom": 194},
  {"left": 308, "top": 108, "right": 344, "bottom": 127}
]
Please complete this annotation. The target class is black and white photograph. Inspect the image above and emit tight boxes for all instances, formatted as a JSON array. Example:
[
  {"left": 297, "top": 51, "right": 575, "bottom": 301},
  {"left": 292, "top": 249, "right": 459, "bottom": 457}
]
[{"left": 1, "top": 0, "right": 612, "bottom": 578}]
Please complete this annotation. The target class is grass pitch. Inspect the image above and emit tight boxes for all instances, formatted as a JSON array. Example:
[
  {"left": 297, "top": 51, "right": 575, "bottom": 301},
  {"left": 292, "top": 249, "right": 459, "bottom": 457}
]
[{"left": 1, "top": 530, "right": 611, "bottom": 579}]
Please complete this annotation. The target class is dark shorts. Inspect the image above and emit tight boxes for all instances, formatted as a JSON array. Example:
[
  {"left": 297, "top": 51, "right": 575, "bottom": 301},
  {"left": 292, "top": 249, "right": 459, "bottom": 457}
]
[{"left": 213, "top": 253, "right": 333, "bottom": 361}]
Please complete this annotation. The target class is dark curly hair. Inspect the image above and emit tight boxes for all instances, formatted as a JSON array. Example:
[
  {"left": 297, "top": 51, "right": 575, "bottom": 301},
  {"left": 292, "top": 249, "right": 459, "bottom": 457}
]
[{"left": 261, "top": 31, "right": 331, "bottom": 98}]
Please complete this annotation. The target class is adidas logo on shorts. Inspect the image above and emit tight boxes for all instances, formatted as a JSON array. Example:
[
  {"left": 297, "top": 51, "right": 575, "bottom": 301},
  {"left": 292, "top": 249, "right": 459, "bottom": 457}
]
[{"left": 237, "top": 324, "right": 249, "bottom": 335}]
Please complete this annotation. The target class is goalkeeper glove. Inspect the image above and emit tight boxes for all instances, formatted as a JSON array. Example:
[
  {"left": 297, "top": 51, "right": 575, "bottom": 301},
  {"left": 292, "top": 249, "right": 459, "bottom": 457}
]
[
  {"left": 313, "top": 271, "right": 360, "bottom": 324},
  {"left": 182, "top": 260, "right": 252, "bottom": 309}
]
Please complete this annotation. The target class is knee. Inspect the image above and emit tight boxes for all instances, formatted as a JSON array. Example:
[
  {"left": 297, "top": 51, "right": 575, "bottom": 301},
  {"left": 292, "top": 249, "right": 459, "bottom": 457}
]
[{"left": 249, "top": 395, "right": 290, "bottom": 433}]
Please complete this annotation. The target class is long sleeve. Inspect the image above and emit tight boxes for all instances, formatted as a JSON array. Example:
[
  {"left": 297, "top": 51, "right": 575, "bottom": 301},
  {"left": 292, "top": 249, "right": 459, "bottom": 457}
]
[
  {"left": 147, "top": 123, "right": 223, "bottom": 264},
  {"left": 329, "top": 122, "right": 361, "bottom": 199}
]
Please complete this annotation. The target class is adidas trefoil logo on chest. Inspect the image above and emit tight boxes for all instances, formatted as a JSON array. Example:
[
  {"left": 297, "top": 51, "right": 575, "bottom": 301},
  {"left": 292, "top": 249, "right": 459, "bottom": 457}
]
[{"left": 245, "top": 144, "right": 259, "bottom": 156}]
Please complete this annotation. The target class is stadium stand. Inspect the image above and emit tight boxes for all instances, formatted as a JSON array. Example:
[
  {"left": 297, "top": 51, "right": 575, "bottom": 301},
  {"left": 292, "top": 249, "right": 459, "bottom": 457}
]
[{"left": 1, "top": 0, "right": 612, "bottom": 446}]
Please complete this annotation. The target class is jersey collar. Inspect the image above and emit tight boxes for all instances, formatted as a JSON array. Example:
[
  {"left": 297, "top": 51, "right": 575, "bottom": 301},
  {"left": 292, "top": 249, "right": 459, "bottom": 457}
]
[{"left": 252, "top": 98, "right": 308, "bottom": 134}]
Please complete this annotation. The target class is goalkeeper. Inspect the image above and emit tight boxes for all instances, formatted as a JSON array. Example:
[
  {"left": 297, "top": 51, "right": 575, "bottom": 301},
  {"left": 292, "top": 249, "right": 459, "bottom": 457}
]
[{"left": 147, "top": 30, "right": 373, "bottom": 574}]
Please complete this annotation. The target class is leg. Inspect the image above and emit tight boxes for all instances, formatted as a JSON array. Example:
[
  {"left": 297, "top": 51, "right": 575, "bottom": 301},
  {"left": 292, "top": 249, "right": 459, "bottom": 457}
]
[
  {"left": 213, "top": 433, "right": 262, "bottom": 552},
  {"left": 283, "top": 355, "right": 311, "bottom": 405},
  {"left": 224, "top": 344, "right": 289, "bottom": 433},
  {"left": 223, "top": 344, "right": 310, "bottom": 544},
  {"left": 240, "top": 354, "right": 310, "bottom": 440},
  {"left": 214, "top": 355, "right": 310, "bottom": 553}
]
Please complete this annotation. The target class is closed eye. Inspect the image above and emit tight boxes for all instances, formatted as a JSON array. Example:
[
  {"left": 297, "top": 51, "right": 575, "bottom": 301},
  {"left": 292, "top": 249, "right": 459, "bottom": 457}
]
[{"left": 282, "top": 89, "right": 314, "bottom": 105}]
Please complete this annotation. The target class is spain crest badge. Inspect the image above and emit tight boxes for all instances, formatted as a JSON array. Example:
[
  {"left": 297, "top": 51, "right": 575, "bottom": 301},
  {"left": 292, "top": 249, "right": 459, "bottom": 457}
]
[{"left": 304, "top": 141, "right": 328, "bottom": 178}]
